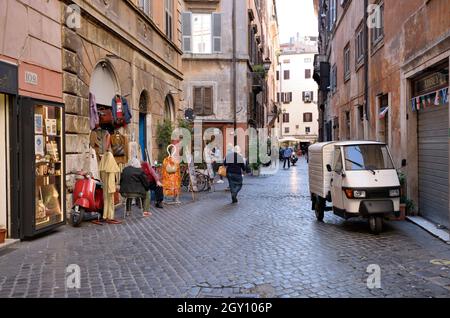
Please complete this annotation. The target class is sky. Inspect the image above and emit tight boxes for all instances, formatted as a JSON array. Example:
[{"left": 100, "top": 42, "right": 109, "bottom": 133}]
[{"left": 276, "top": 0, "right": 318, "bottom": 44}]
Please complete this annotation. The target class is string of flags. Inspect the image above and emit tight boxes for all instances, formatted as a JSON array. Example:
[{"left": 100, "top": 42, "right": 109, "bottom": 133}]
[{"left": 411, "top": 87, "right": 449, "bottom": 111}]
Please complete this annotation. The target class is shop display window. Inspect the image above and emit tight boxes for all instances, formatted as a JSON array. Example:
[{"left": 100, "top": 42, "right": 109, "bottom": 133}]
[{"left": 34, "top": 105, "right": 64, "bottom": 230}]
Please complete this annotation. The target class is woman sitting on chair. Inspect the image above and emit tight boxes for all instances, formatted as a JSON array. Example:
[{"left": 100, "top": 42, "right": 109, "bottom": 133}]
[{"left": 120, "top": 158, "right": 160, "bottom": 217}]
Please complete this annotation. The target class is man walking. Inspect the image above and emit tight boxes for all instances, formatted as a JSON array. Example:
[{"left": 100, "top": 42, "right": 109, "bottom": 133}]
[{"left": 283, "top": 147, "right": 293, "bottom": 170}]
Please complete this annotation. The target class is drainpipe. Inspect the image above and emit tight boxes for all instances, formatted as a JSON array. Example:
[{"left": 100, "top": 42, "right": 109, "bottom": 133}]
[
  {"left": 232, "top": 0, "right": 237, "bottom": 149},
  {"left": 364, "top": 0, "right": 370, "bottom": 130}
]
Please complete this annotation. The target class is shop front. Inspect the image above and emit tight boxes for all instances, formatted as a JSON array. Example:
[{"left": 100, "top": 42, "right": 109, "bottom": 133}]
[
  {"left": 5, "top": 61, "right": 66, "bottom": 239},
  {"left": 409, "top": 60, "right": 449, "bottom": 228},
  {"left": 0, "top": 60, "right": 18, "bottom": 242}
]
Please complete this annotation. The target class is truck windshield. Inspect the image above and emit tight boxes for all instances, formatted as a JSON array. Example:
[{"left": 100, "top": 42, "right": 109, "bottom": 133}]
[{"left": 343, "top": 145, "right": 394, "bottom": 171}]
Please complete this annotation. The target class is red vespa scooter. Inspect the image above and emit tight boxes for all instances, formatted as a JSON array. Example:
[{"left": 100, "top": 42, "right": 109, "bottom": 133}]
[{"left": 68, "top": 172, "right": 104, "bottom": 227}]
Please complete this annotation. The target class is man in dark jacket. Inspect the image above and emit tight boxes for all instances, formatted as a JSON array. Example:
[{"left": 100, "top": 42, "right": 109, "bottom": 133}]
[
  {"left": 120, "top": 158, "right": 163, "bottom": 217},
  {"left": 224, "top": 146, "right": 249, "bottom": 204}
]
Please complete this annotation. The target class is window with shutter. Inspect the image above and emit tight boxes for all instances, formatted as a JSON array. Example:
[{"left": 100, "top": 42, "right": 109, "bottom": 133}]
[
  {"left": 139, "top": 0, "right": 151, "bottom": 16},
  {"left": 182, "top": 12, "right": 192, "bottom": 53},
  {"left": 212, "top": 13, "right": 222, "bottom": 53},
  {"left": 165, "top": 0, "right": 173, "bottom": 41},
  {"left": 305, "top": 69, "right": 311, "bottom": 79},
  {"left": 303, "top": 113, "right": 313, "bottom": 122},
  {"left": 193, "top": 87, "right": 214, "bottom": 116},
  {"left": 193, "top": 87, "right": 203, "bottom": 115},
  {"left": 284, "top": 70, "right": 290, "bottom": 80},
  {"left": 204, "top": 87, "right": 213, "bottom": 115},
  {"left": 283, "top": 113, "right": 290, "bottom": 123},
  {"left": 283, "top": 92, "right": 292, "bottom": 103},
  {"left": 192, "top": 14, "right": 212, "bottom": 54}
]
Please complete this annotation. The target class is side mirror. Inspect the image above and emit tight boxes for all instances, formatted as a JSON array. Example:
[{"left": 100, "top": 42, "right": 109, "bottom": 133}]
[
  {"left": 401, "top": 159, "right": 407, "bottom": 167},
  {"left": 326, "top": 164, "right": 332, "bottom": 172}
]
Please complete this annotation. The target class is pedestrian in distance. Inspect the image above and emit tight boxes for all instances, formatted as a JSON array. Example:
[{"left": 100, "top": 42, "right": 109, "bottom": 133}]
[
  {"left": 224, "top": 146, "right": 249, "bottom": 204},
  {"left": 279, "top": 147, "right": 285, "bottom": 161},
  {"left": 283, "top": 147, "right": 293, "bottom": 169}
]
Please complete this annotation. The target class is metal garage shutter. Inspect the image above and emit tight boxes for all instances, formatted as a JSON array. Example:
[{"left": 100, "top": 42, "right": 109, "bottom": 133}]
[{"left": 418, "top": 104, "right": 449, "bottom": 228}]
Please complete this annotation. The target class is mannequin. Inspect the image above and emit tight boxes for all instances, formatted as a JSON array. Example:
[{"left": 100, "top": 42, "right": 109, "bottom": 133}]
[{"left": 98, "top": 149, "right": 121, "bottom": 224}]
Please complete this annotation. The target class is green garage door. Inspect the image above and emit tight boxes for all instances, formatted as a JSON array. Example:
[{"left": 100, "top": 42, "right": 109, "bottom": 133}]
[{"left": 418, "top": 103, "right": 449, "bottom": 228}]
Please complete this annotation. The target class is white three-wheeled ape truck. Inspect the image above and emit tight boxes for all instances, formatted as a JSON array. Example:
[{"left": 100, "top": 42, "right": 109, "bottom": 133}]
[{"left": 308, "top": 141, "right": 401, "bottom": 234}]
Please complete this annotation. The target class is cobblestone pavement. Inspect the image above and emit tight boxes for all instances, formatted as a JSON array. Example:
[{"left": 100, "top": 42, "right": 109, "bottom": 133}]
[{"left": 0, "top": 159, "right": 449, "bottom": 298}]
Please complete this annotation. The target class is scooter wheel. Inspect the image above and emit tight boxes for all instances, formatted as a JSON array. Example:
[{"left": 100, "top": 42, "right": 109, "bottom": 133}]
[
  {"left": 369, "top": 216, "right": 383, "bottom": 234},
  {"left": 70, "top": 206, "right": 85, "bottom": 227}
]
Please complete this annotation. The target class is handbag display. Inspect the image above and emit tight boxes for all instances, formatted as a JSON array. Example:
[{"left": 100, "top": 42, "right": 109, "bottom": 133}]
[
  {"left": 98, "top": 107, "right": 113, "bottom": 125},
  {"left": 115, "top": 117, "right": 125, "bottom": 128},
  {"left": 165, "top": 162, "right": 178, "bottom": 174},
  {"left": 111, "top": 131, "right": 125, "bottom": 157},
  {"left": 218, "top": 166, "right": 227, "bottom": 177}
]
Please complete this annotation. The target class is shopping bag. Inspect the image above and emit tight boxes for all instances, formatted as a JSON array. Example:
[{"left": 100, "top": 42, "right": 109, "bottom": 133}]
[{"left": 218, "top": 166, "right": 227, "bottom": 177}]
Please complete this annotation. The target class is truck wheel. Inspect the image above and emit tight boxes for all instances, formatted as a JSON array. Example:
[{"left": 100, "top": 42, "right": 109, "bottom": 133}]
[
  {"left": 314, "top": 198, "right": 325, "bottom": 222},
  {"left": 369, "top": 216, "right": 383, "bottom": 234}
]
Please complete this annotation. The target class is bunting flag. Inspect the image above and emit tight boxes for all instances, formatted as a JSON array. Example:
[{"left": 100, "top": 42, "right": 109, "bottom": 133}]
[
  {"left": 421, "top": 96, "right": 426, "bottom": 109},
  {"left": 434, "top": 92, "right": 440, "bottom": 106},
  {"left": 426, "top": 95, "right": 432, "bottom": 107},
  {"left": 441, "top": 88, "right": 447, "bottom": 104},
  {"left": 411, "top": 87, "right": 449, "bottom": 112}
]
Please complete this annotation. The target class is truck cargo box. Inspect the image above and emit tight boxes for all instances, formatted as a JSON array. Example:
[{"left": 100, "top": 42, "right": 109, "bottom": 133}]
[{"left": 308, "top": 142, "right": 336, "bottom": 199}]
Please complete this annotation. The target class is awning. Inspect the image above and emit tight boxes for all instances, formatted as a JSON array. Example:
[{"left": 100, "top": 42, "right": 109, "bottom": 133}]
[
  {"left": 379, "top": 106, "right": 389, "bottom": 119},
  {"left": 278, "top": 137, "right": 301, "bottom": 143}
]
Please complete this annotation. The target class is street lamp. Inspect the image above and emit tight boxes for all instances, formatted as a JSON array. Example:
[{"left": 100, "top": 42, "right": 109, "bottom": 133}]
[{"left": 263, "top": 57, "right": 272, "bottom": 72}]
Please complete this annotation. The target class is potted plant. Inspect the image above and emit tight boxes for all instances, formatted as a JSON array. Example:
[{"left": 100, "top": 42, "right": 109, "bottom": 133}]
[
  {"left": 397, "top": 196, "right": 407, "bottom": 221},
  {"left": 0, "top": 225, "right": 6, "bottom": 244},
  {"left": 156, "top": 119, "right": 174, "bottom": 163},
  {"left": 251, "top": 161, "right": 262, "bottom": 176},
  {"left": 405, "top": 198, "right": 416, "bottom": 216}
]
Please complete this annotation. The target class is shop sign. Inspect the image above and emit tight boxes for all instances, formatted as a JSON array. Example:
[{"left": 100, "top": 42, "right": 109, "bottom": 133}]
[
  {"left": 25, "top": 71, "right": 38, "bottom": 86},
  {"left": 0, "top": 61, "right": 18, "bottom": 94},
  {"left": 414, "top": 71, "right": 449, "bottom": 96}
]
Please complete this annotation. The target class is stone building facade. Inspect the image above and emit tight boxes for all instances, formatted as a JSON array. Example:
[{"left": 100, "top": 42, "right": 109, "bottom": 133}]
[
  {"left": 62, "top": 0, "right": 184, "bottom": 174},
  {"left": 180, "top": 0, "right": 278, "bottom": 154},
  {"left": 314, "top": 0, "right": 450, "bottom": 228},
  {"left": 276, "top": 39, "right": 319, "bottom": 146},
  {"left": 0, "top": 0, "right": 64, "bottom": 238}
]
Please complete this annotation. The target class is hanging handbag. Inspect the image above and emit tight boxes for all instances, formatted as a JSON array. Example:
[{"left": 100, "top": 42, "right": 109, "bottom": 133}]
[
  {"left": 111, "top": 132, "right": 125, "bottom": 157},
  {"left": 165, "top": 160, "right": 178, "bottom": 174},
  {"left": 98, "top": 107, "right": 113, "bottom": 125},
  {"left": 165, "top": 145, "right": 178, "bottom": 174}
]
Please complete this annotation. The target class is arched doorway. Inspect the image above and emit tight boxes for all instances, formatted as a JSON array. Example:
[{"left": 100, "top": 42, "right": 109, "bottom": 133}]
[
  {"left": 164, "top": 94, "right": 175, "bottom": 122},
  {"left": 90, "top": 61, "right": 120, "bottom": 107},
  {"left": 139, "top": 90, "right": 149, "bottom": 160}
]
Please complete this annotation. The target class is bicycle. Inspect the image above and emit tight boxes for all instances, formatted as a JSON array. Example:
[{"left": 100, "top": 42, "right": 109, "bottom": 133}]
[{"left": 180, "top": 165, "right": 213, "bottom": 192}]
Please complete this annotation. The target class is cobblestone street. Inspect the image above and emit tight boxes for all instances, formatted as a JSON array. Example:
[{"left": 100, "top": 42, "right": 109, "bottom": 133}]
[{"left": 0, "top": 159, "right": 449, "bottom": 298}]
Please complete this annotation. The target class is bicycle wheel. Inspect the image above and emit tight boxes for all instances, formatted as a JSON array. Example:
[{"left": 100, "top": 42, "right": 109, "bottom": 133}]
[
  {"left": 195, "top": 173, "right": 207, "bottom": 192},
  {"left": 181, "top": 172, "right": 190, "bottom": 192}
]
